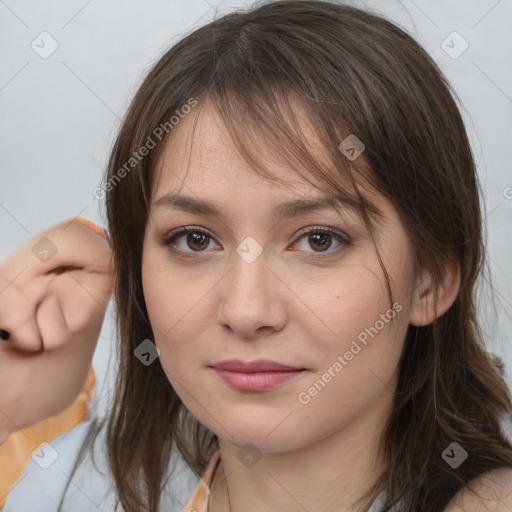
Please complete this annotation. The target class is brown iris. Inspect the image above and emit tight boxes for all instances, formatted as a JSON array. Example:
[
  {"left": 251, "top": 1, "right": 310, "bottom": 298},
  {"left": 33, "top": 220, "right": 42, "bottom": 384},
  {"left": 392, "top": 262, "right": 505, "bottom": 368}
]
[
  {"left": 187, "top": 232, "right": 210, "bottom": 251},
  {"left": 308, "top": 232, "right": 332, "bottom": 252}
]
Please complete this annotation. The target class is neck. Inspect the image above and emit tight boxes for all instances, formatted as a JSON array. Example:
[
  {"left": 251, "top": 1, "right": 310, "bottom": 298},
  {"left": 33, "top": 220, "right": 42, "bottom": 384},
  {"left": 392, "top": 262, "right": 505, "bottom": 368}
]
[{"left": 210, "top": 382, "right": 394, "bottom": 512}]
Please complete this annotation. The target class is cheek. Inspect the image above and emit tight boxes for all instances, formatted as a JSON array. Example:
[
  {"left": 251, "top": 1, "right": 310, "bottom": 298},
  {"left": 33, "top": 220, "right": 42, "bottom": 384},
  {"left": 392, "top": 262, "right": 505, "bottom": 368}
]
[
  {"left": 301, "top": 263, "right": 408, "bottom": 387},
  {"left": 141, "top": 249, "right": 215, "bottom": 374},
  {"left": 293, "top": 248, "right": 411, "bottom": 407},
  {"left": 294, "top": 274, "right": 408, "bottom": 446},
  {"left": 143, "top": 276, "right": 200, "bottom": 336},
  {"left": 296, "top": 257, "right": 395, "bottom": 347}
]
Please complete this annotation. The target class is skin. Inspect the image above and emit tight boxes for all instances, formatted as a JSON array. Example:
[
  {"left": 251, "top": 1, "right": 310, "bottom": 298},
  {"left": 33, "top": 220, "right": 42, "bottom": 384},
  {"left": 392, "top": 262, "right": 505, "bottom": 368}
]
[
  {"left": 141, "top": 99, "right": 460, "bottom": 511},
  {"left": 0, "top": 221, "right": 113, "bottom": 443},
  {"left": 445, "top": 468, "right": 512, "bottom": 511}
]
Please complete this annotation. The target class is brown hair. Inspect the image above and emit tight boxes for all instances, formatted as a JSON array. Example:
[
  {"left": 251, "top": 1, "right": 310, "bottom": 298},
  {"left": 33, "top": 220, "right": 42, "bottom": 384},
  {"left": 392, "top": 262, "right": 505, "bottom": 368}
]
[{"left": 96, "top": 1, "right": 512, "bottom": 510}]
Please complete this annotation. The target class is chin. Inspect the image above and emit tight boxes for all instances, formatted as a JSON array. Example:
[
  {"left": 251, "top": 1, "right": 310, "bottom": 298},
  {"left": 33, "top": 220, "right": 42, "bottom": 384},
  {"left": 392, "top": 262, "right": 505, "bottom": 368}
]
[{"left": 217, "top": 422, "right": 306, "bottom": 453}]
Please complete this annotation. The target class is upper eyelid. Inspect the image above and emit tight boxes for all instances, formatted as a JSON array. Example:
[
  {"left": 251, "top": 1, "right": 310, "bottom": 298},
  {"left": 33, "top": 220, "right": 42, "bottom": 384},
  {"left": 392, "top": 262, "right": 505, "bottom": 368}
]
[{"left": 294, "top": 225, "right": 350, "bottom": 242}]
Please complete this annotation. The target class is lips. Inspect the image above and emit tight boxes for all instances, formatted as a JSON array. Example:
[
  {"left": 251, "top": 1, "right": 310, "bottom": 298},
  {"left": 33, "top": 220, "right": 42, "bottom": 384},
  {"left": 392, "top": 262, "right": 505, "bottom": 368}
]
[
  {"left": 211, "top": 359, "right": 306, "bottom": 391},
  {"left": 212, "top": 359, "right": 304, "bottom": 372}
]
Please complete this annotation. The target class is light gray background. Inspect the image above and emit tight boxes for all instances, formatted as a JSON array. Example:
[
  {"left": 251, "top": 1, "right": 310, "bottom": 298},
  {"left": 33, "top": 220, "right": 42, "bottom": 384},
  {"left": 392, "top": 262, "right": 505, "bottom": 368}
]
[{"left": 1, "top": 0, "right": 511, "bottom": 413}]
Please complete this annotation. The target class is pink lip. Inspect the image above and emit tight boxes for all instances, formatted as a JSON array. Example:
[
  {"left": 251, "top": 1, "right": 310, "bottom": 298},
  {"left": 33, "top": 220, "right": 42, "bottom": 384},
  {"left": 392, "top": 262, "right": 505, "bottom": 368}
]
[
  {"left": 211, "top": 359, "right": 306, "bottom": 391},
  {"left": 213, "top": 359, "right": 303, "bottom": 372}
]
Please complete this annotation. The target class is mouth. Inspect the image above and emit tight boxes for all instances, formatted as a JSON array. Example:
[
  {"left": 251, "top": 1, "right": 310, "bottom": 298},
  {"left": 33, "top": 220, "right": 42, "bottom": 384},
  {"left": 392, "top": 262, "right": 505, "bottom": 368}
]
[{"left": 210, "top": 359, "right": 307, "bottom": 391}]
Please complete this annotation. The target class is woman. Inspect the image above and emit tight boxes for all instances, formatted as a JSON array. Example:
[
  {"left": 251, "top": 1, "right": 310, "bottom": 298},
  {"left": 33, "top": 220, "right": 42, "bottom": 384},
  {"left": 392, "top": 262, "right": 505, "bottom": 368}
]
[{"left": 1, "top": 1, "right": 512, "bottom": 511}]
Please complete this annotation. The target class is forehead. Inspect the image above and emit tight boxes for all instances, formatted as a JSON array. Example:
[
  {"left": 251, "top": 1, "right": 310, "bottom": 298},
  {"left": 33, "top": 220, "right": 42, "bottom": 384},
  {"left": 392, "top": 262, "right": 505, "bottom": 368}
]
[
  {"left": 152, "top": 98, "right": 341, "bottom": 198},
  {"left": 149, "top": 97, "right": 392, "bottom": 228}
]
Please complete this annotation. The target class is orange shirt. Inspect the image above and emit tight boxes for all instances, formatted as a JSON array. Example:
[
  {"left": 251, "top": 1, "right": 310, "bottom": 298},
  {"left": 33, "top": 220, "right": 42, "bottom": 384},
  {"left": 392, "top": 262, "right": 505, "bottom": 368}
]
[{"left": 181, "top": 449, "right": 221, "bottom": 512}]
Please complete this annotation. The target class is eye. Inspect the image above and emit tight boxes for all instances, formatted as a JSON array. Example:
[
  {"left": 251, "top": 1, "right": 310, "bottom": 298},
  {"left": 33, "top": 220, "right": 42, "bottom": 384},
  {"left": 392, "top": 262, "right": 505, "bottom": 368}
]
[
  {"left": 162, "top": 226, "right": 219, "bottom": 256},
  {"left": 162, "top": 225, "right": 351, "bottom": 259},
  {"left": 291, "top": 226, "right": 351, "bottom": 258}
]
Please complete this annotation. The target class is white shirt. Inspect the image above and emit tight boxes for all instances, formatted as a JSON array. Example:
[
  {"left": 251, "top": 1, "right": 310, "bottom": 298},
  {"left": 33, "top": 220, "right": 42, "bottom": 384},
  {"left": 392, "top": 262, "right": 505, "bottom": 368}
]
[{"left": 3, "top": 419, "right": 198, "bottom": 512}]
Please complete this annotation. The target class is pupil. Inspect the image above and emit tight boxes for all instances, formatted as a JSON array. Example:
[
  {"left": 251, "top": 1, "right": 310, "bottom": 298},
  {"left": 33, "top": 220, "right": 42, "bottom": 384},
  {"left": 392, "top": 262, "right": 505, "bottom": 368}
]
[
  {"left": 310, "top": 233, "right": 331, "bottom": 252},
  {"left": 188, "top": 233, "right": 208, "bottom": 250}
]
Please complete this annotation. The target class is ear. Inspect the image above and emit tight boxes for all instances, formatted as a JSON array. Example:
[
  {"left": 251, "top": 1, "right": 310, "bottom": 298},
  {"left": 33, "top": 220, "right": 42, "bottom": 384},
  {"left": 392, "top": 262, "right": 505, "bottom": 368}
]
[{"left": 409, "top": 259, "right": 461, "bottom": 327}]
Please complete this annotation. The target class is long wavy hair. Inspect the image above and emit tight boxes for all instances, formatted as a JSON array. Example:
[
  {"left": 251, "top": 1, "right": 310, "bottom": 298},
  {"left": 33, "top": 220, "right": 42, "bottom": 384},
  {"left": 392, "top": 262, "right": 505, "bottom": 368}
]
[{"left": 79, "top": 1, "right": 512, "bottom": 510}]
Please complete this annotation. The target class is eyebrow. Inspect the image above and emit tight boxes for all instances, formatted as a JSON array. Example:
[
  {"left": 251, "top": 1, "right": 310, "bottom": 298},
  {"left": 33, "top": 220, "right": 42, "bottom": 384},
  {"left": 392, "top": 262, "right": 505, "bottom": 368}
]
[{"left": 154, "top": 193, "right": 359, "bottom": 220}]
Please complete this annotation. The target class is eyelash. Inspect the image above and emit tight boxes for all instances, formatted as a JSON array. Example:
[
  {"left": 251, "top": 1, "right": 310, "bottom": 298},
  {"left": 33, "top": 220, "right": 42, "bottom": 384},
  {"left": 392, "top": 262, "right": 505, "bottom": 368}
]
[{"left": 161, "top": 225, "right": 351, "bottom": 260}]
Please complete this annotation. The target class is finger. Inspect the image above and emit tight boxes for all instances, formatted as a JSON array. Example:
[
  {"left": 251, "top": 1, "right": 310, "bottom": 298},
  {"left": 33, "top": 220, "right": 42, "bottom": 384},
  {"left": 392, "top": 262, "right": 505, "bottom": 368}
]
[
  {"left": 46, "top": 219, "right": 111, "bottom": 275},
  {"left": 7, "top": 314, "right": 43, "bottom": 352},
  {"left": 36, "top": 293, "right": 70, "bottom": 351},
  {"left": 1, "top": 219, "right": 112, "bottom": 281},
  {"left": 0, "top": 219, "right": 112, "bottom": 352},
  {"left": 0, "top": 279, "right": 42, "bottom": 352},
  {"left": 54, "top": 270, "right": 112, "bottom": 335}
]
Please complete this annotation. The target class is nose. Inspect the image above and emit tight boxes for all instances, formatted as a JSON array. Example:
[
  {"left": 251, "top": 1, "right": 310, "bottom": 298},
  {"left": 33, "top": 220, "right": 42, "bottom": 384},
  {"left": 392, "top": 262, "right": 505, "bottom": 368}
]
[{"left": 216, "top": 250, "right": 287, "bottom": 339}]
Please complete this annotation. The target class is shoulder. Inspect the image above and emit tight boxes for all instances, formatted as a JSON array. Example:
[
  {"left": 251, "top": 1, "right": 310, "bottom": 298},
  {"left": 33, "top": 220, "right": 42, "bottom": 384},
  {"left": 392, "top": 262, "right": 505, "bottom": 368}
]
[{"left": 444, "top": 467, "right": 512, "bottom": 512}]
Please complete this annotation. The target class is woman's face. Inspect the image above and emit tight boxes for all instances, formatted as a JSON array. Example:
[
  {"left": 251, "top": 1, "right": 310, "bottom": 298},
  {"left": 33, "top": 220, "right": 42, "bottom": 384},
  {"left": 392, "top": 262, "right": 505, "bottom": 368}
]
[{"left": 141, "top": 100, "right": 418, "bottom": 453}]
